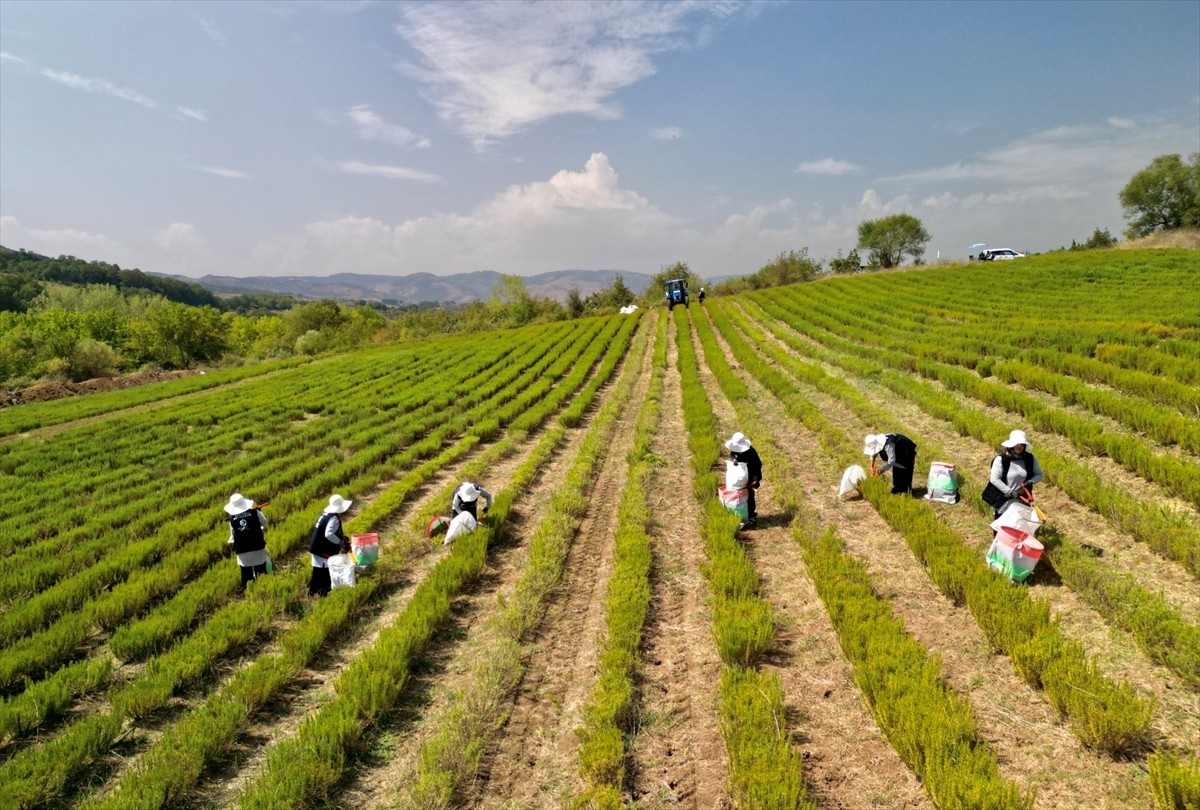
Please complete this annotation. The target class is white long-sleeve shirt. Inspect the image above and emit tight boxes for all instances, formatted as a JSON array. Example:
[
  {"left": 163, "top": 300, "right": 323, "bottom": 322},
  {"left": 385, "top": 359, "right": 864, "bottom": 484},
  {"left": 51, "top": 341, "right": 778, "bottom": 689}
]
[
  {"left": 989, "top": 452, "right": 1043, "bottom": 513},
  {"left": 452, "top": 486, "right": 492, "bottom": 516}
]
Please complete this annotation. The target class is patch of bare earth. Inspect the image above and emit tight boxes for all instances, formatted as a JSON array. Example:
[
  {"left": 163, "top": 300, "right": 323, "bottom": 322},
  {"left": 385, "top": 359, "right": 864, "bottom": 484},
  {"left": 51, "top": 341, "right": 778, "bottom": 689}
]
[
  {"left": 334, "top": 336, "right": 644, "bottom": 809},
  {"left": 629, "top": 311, "right": 729, "bottom": 809},
  {"left": 724, "top": 305, "right": 1154, "bottom": 808},
  {"left": 692, "top": 317, "right": 929, "bottom": 809}
]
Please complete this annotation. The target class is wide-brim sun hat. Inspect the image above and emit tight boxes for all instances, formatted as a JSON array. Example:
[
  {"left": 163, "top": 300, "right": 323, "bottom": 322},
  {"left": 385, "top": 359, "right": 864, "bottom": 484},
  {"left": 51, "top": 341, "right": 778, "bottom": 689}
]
[
  {"left": 224, "top": 493, "right": 254, "bottom": 515},
  {"left": 324, "top": 494, "right": 353, "bottom": 514},
  {"left": 456, "top": 482, "right": 481, "bottom": 502},
  {"left": 1001, "top": 430, "right": 1031, "bottom": 449},
  {"left": 724, "top": 432, "right": 751, "bottom": 453},
  {"left": 863, "top": 434, "right": 887, "bottom": 457}
]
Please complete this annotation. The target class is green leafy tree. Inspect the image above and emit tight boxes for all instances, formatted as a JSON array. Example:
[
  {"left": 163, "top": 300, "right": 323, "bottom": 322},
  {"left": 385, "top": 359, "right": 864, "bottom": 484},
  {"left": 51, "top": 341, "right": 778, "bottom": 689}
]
[
  {"left": 642, "top": 262, "right": 702, "bottom": 306},
  {"left": 68, "top": 339, "right": 120, "bottom": 381},
  {"left": 751, "top": 249, "right": 821, "bottom": 288},
  {"left": 0, "top": 274, "right": 43, "bottom": 312},
  {"left": 829, "top": 248, "right": 864, "bottom": 274},
  {"left": 565, "top": 287, "right": 585, "bottom": 318},
  {"left": 1069, "top": 228, "right": 1118, "bottom": 251},
  {"left": 1119, "top": 153, "right": 1200, "bottom": 238},
  {"left": 126, "top": 300, "right": 227, "bottom": 368},
  {"left": 856, "top": 214, "right": 931, "bottom": 268}
]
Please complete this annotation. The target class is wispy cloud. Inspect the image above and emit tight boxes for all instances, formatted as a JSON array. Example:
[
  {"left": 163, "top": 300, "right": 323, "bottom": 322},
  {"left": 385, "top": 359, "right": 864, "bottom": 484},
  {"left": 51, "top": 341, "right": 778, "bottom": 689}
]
[
  {"left": 1107, "top": 116, "right": 1136, "bottom": 130},
  {"left": 651, "top": 126, "right": 682, "bottom": 140},
  {"left": 796, "top": 158, "right": 861, "bottom": 176},
  {"left": 395, "top": 1, "right": 751, "bottom": 148},
  {"left": 176, "top": 106, "right": 208, "bottom": 122},
  {"left": 338, "top": 160, "right": 441, "bottom": 182},
  {"left": 0, "top": 52, "right": 28, "bottom": 64},
  {"left": 0, "top": 215, "right": 126, "bottom": 260},
  {"left": 348, "top": 105, "right": 429, "bottom": 147},
  {"left": 197, "top": 167, "right": 249, "bottom": 179},
  {"left": 193, "top": 14, "right": 227, "bottom": 47},
  {"left": 40, "top": 68, "right": 158, "bottom": 108}
]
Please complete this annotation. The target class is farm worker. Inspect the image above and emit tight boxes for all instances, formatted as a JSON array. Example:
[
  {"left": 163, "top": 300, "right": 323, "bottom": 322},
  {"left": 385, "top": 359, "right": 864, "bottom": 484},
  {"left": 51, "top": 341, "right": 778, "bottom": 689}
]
[
  {"left": 864, "top": 433, "right": 918, "bottom": 495},
  {"left": 452, "top": 482, "right": 492, "bottom": 520},
  {"left": 308, "top": 494, "right": 352, "bottom": 597},
  {"left": 224, "top": 493, "right": 270, "bottom": 592},
  {"left": 698, "top": 287, "right": 706, "bottom": 303},
  {"left": 725, "top": 432, "right": 762, "bottom": 528},
  {"left": 982, "top": 430, "right": 1044, "bottom": 519}
]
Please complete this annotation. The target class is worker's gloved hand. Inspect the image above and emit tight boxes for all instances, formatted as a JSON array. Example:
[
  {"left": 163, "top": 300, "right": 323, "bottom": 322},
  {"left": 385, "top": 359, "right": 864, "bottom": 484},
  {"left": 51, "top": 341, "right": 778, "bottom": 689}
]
[{"left": 751, "top": 481, "right": 760, "bottom": 490}]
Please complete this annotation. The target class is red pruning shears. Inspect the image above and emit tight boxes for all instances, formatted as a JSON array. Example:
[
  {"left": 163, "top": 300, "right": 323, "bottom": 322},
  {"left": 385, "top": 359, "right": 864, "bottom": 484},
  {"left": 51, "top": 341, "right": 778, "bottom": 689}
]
[{"left": 1017, "top": 484, "right": 1033, "bottom": 505}]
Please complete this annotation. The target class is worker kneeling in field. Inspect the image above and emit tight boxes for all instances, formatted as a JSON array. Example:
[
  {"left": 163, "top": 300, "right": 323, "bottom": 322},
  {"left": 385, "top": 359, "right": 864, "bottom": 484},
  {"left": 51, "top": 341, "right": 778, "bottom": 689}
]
[
  {"left": 982, "top": 430, "right": 1043, "bottom": 522},
  {"left": 452, "top": 482, "right": 492, "bottom": 520},
  {"left": 225, "top": 493, "right": 270, "bottom": 591},
  {"left": 864, "top": 433, "right": 918, "bottom": 495},
  {"left": 725, "top": 432, "right": 762, "bottom": 528},
  {"left": 309, "top": 494, "right": 352, "bottom": 597}
]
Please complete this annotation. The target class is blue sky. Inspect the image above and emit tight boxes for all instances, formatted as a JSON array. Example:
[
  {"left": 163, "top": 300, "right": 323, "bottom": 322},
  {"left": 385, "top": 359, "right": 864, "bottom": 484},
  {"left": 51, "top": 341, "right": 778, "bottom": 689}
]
[{"left": 2, "top": 0, "right": 1197, "bottom": 280}]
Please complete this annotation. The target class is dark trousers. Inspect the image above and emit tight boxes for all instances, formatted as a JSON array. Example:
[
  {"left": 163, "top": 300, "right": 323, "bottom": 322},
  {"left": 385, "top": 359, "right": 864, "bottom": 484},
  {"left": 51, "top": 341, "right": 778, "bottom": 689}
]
[
  {"left": 239, "top": 563, "right": 268, "bottom": 591},
  {"left": 308, "top": 566, "right": 332, "bottom": 597},
  {"left": 891, "top": 465, "right": 914, "bottom": 495},
  {"left": 747, "top": 486, "right": 757, "bottom": 520}
]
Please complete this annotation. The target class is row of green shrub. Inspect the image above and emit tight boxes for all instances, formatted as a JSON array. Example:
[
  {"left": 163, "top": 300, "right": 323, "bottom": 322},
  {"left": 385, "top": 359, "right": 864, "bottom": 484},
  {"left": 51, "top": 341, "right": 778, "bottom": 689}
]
[
  {"left": 571, "top": 313, "right": 666, "bottom": 805},
  {"left": 673, "top": 310, "right": 811, "bottom": 809}
]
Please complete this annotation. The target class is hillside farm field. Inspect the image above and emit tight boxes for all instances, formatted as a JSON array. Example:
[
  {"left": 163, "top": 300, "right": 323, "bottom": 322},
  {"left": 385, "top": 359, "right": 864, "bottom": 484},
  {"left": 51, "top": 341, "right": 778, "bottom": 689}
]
[{"left": 1, "top": 249, "right": 1198, "bottom": 810}]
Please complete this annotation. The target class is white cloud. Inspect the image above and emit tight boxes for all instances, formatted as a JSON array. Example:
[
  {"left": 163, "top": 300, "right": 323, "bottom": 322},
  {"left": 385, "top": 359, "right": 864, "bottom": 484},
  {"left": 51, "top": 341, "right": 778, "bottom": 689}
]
[
  {"left": 40, "top": 68, "right": 158, "bottom": 109},
  {"left": 1107, "top": 117, "right": 1136, "bottom": 129},
  {"left": 194, "top": 14, "right": 227, "bottom": 47},
  {"left": 348, "top": 105, "right": 428, "bottom": 147},
  {"left": 338, "top": 161, "right": 441, "bottom": 182},
  {"left": 0, "top": 215, "right": 127, "bottom": 261},
  {"left": 154, "top": 223, "right": 205, "bottom": 252},
  {"left": 176, "top": 106, "right": 208, "bottom": 122},
  {"left": 395, "top": 1, "right": 750, "bottom": 148},
  {"left": 651, "top": 126, "right": 682, "bottom": 140},
  {"left": 796, "top": 158, "right": 861, "bottom": 176},
  {"left": 197, "top": 167, "right": 249, "bottom": 179},
  {"left": 0, "top": 52, "right": 28, "bottom": 64}
]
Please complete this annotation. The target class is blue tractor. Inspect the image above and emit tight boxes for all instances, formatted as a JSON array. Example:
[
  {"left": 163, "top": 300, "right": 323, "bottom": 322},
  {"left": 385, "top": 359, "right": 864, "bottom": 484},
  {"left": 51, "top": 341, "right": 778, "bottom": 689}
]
[{"left": 664, "top": 277, "right": 689, "bottom": 310}]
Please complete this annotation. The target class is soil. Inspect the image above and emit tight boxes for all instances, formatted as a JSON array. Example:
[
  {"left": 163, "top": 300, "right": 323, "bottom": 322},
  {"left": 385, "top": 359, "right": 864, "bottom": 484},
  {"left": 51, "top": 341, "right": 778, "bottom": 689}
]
[{"left": 0, "top": 368, "right": 201, "bottom": 407}]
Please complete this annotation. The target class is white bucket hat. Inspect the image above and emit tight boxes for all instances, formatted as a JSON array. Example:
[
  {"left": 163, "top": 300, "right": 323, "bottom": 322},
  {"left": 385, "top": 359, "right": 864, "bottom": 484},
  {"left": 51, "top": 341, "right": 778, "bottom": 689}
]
[
  {"left": 1001, "top": 430, "right": 1031, "bottom": 449},
  {"left": 324, "top": 493, "right": 353, "bottom": 514},
  {"left": 724, "top": 432, "right": 751, "bottom": 453},
  {"left": 456, "top": 482, "right": 481, "bottom": 502},
  {"left": 224, "top": 493, "right": 254, "bottom": 515},
  {"left": 863, "top": 434, "right": 887, "bottom": 457}
]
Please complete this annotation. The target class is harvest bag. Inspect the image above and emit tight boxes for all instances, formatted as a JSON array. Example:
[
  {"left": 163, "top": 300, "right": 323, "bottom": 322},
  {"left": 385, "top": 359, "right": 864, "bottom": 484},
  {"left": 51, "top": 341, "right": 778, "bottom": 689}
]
[
  {"left": 989, "top": 504, "right": 1042, "bottom": 538},
  {"left": 839, "top": 465, "right": 867, "bottom": 499},
  {"left": 351, "top": 533, "right": 380, "bottom": 567},
  {"left": 925, "top": 462, "right": 958, "bottom": 504},
  {"left": 986, "top": 527, "right": 1044, "bottom": 583},
  {"left": 717, "top": 485, "right": 750, "bottom": 519},
  {"left": 328, "top": 553, "right": 358, "bottom": 590},
  {"left": 444, "top": 511, "right": 478, "bottom": 544},
  {"left": 726, "top": 461, "right": 750, "bottom": 490}
]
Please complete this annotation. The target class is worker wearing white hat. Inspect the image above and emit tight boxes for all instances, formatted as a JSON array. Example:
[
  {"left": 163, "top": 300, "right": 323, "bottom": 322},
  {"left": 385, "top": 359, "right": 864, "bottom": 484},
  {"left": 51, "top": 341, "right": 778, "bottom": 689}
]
[
  {"left": 982, "top": 430, "right": 1044, "bottom": 519},
  {"left": 224, "top": 493, "right": 270, "bottom": 592},
  {"left": 724, "top": 432, "right": 762, "bottom": 528},
  {"left": 863, "top": 432, "right": 918, "bottom": 495},
  {"left": 308, "top": 494, "right": 353, "bottom": 597},
  {"left": 451, "top": 482, "right": 492, "bottom": 520}
]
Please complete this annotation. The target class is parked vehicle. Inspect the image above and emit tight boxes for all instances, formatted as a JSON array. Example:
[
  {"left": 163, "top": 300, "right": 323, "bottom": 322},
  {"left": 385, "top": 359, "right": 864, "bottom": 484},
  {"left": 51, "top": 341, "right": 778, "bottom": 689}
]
[
  {"left": 664, "top": 277, "right": 689, "bottom": 309},
  {"left": 978, "top": 248, "right": 1025, "bottom": 261}
]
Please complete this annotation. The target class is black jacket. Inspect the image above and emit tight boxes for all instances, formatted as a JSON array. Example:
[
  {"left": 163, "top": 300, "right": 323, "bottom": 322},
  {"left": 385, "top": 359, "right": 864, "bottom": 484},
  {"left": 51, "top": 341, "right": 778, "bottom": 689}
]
[{"left": 731, "top": 446, "right": 763, "bottom": 485}]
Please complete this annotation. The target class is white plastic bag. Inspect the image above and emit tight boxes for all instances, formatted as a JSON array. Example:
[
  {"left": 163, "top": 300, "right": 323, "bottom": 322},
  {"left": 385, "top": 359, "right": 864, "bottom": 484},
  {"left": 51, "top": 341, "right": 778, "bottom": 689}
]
[
  {"left": 726, "top": 461, "right": 749, "bottom": 490},
  {"left": 328, "top": 554, "right": 357, "bottom": 590},
  {"left": 839, "top": 465, "right": 867, "bottom": 498},
  {"left": 990, "top": 503, "right": 1042, "bottom": 537},
  {"left": 443, "top": 511, "right": 478, "bottom": 545},
  {"left": 717, "top": 485, "right": 750, "bottom": 519}
]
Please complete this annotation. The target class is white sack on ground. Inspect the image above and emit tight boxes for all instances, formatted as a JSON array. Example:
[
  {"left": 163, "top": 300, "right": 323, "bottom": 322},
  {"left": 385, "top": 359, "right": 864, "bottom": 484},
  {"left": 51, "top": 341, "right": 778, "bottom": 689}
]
[
  {"left": 329, "top": 554, "right": 357, "bottom": 589},
  {"left": 726, "top": 460, "right": 750, "bottom": 490},
  {"left": 990, "top": 503, "right": 1042, "bottom": 537},
  {"left": 839, "top": 464, "right": 867, "bottom": 498},
  {"left": 444, "top": 511, "right": 478, "bottom": 544}
]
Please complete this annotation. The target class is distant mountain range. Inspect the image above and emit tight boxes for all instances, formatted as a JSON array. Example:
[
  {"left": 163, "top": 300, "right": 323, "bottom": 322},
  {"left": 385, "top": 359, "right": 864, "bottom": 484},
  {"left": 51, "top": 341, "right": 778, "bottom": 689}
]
[{"left": 151, "top": 269, "right": 658, "bottom": 304}]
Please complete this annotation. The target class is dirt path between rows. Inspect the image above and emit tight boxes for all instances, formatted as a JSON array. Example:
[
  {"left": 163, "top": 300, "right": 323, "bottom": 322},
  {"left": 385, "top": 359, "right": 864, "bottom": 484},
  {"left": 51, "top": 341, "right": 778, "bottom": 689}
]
[
  {"left": 470, "top": 319, "right": 655, "bottom": 808},
  {"left": 629, "top": 311, "right": 729, "bottom": 809},
  {"left": 718, "top": 304, "right": 1155, "bottom": 808},
  {"left": 692, "top": 314, "right": 930, "bottom": 809}
]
